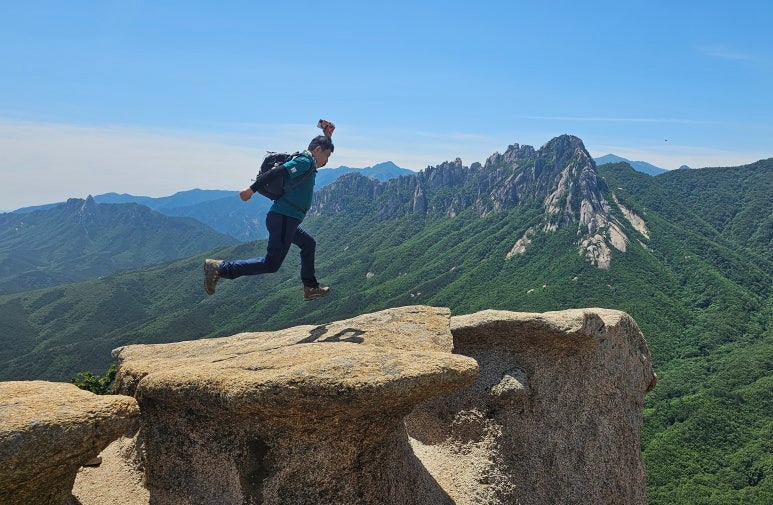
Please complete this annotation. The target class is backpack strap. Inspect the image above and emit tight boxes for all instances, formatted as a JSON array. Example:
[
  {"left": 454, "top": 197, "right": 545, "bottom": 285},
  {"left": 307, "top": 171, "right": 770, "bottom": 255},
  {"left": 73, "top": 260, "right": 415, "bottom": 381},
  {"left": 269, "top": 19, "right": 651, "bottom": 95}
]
[
  {"left": 278, "top": 151, "right": 317, "bottom": 213},
  {"left": 287, "top": 151, "right": 317, "bottom": 184}
]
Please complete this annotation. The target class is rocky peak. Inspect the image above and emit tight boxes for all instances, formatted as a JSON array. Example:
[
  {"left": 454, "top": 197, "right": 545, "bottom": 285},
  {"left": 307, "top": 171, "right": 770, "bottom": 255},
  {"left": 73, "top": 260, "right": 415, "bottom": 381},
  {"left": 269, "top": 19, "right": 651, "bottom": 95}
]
[
  {"left": 80, "top": 194, "right": 97, "bottom": 212},
  {"left": 497, "top": 136, "right": 627, "bottom": 268},
  {"left": 311, "top": 172, "right": 388, "bottom": 216},
  {"left": 485, "top": 142, "right": 538, "bottom": 168},
  {"left": 310, "top": 134, "right": 638, "bottom": 268},
  {"left": 421, "top": 158, "right": 468, "bottom": 189},
  {"left": 64, "top": 195, "right": 99, "bottom": 225}
]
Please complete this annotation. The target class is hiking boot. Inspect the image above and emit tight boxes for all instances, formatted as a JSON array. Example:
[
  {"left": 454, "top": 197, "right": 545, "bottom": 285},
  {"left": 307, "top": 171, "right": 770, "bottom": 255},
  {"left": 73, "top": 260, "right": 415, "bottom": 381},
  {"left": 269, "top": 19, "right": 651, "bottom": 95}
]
[
  {"left": 204, "top": 259, "right": 223, "bottom": 295},
  {"left": 303, "top": 285, "right": 330, "bottom": 301}
]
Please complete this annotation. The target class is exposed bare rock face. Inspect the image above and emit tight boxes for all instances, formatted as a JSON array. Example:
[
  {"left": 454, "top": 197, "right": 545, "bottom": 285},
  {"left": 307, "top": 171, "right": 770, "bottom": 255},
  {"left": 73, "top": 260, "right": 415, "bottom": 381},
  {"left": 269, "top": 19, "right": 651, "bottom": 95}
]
[
  {"left": 113, "top": 306, "right": 478, "bottom": 505},
  {"left": 407, "top": 308, "right": 657, "bottom": 505},
  {"left": 312, "top": 135, "right": 636, "bottom": 268},
  {"left": 73, "top": 434, "right": 149, "bottom": 505},
  {"left": 612, "top": 193, "right": 650, "bottom": 239},
  {"left": 500, "top": 136, "right": 630, "bottom": 268},
  {"left": 0, "top": 381, "right": 139, "bottom": 505}
]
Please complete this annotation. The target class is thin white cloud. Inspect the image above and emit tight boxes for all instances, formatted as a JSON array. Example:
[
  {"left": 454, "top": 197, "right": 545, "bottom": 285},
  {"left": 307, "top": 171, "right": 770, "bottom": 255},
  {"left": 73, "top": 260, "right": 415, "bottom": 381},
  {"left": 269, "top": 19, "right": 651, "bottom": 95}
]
[
  {"left": 339, "top": 125, "right": 513, "bottom": 168},
  {"left": 699, "top": 46, "right": 763, "bottom": 63},
  {"left": 409, "top": 130, "right": 497, "bottom": 143},
  {"left": 589, "top": 143, "right": 768, "bottom": 170},
  {"left": 517, "top": 115, "right": 719, "bottom": 125}
]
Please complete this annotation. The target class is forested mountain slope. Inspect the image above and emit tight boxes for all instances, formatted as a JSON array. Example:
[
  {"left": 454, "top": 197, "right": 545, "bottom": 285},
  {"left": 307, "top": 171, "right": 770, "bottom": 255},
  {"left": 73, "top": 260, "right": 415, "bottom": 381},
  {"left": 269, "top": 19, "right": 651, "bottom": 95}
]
[{"left": 0, "top": 196, "right": 237, "bottom": 293}]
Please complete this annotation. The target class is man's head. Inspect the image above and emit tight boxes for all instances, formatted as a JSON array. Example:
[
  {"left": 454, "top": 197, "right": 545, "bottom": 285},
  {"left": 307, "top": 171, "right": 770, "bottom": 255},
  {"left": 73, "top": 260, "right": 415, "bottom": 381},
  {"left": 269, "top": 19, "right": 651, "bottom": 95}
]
[{"left": 308, "top": 135, "right": 334, "bottom": 168}]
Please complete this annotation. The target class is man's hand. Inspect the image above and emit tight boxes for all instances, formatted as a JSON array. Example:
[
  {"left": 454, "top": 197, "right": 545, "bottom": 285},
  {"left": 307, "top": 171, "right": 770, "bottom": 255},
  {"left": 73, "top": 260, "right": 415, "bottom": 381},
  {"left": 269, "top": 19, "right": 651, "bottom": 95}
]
[
  {"left": 240, "top": 188, "right": 254, "bottom": 201},
  {"left": 318, "top": 119, "right": 335, "bottom": 137}
]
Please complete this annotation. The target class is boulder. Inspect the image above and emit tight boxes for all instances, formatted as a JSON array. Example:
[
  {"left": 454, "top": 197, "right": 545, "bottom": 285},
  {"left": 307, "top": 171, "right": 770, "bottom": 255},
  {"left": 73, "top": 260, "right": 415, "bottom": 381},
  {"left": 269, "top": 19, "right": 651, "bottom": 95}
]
[
  {"left": 0, "top": 381, "right": 140, "bottom": 505},
  {"left": 113, "top": 306, "right": 478, "bottom": 505},
  {"left": 407, "top": 308, "right": 657, "bottom": 505}
]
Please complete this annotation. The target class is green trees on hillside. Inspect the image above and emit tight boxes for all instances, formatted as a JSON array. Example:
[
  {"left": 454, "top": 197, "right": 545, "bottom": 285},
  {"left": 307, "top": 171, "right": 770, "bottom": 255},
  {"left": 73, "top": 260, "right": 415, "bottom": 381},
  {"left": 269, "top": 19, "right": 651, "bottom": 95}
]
[{"left": 72, "top": 364, "right": 118, "bottom": 395}]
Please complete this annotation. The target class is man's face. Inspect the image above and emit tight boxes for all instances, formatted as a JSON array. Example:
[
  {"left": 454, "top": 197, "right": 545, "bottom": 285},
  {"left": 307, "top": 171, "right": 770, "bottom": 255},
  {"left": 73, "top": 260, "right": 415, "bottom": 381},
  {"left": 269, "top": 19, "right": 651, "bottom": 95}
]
[{"left": 312, "top": 147, "right": 332, "bottom": 168}]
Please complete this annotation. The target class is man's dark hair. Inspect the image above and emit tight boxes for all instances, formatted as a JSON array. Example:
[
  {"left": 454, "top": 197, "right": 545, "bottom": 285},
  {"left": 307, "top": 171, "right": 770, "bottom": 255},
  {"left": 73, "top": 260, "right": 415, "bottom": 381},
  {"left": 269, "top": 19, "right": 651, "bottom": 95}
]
[{"left": 309, "top": 135, "right": 334, "bottom": 152}]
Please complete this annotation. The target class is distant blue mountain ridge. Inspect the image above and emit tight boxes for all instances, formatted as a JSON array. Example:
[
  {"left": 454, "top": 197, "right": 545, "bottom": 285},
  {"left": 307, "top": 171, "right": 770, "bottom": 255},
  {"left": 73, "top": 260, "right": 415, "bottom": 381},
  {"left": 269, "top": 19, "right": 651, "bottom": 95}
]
[
  {"left": 93, "top": 188, "right": 236, "bottom": 209},
  {"left": 593, "top": 154, "right": 671, "bottom": 175},
  {"left": 12, "top": 162, "right": 414, "bottom": 214},
  {"left": 314, "top": 161, "right": 414, "bottom": 187},
  {"left": 10, "top": 162, "right": 415, "bottom": 241}
]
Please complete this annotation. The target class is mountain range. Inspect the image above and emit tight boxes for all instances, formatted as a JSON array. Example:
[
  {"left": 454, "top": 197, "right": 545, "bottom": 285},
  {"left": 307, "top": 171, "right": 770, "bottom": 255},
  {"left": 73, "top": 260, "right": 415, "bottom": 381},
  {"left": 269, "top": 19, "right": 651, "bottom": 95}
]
[
  {"left": 10, "top": 162, "right": 415, "bottom": 242},
  {"left": 10, "top": 158, "right": 663, "bottom": 240},
  {"left": 0, "top": 136, "right": 770, "bottom": 503},
  {"left": 594, "top": 153, "right": 671, "bottom": 175},
  {"left": 0, "top": 196, "right": 237, "bottom": 294}
]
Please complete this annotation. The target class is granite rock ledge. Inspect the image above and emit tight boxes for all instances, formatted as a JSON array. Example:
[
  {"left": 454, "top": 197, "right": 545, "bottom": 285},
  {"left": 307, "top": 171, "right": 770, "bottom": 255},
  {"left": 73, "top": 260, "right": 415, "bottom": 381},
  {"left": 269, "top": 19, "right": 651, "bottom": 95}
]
[
  {"left": 113, "top": 306, "right": 479, "bottom": 505},
  {"left": 0, "top": 381, "right": 139, "bottom": 505},
  {"left": 407, "top": 307, "right": 657, "bottom": 505}
]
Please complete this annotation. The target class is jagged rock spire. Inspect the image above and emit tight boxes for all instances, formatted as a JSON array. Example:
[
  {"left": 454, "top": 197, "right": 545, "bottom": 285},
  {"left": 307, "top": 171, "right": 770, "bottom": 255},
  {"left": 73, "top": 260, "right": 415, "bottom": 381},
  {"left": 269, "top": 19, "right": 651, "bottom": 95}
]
[{"left": 311, "top": 135, "right": 647, "bottom": 268}]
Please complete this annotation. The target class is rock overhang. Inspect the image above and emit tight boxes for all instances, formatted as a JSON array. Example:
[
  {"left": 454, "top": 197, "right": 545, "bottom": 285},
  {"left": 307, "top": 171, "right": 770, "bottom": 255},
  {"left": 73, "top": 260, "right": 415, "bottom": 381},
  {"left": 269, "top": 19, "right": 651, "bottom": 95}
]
[{"left": 114, "top": 305, "right": 478, "bottom": 416}]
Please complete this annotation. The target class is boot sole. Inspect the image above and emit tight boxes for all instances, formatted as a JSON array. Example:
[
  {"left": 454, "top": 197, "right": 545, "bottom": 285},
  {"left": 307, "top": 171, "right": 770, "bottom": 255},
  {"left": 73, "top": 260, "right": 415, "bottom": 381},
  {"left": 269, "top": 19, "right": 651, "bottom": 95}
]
[
  {"left": 204, "top": 260, "right": 220, "bottom": 295},
  {"left": 304, "top": 291, "right": 330, "bottom": 301}
]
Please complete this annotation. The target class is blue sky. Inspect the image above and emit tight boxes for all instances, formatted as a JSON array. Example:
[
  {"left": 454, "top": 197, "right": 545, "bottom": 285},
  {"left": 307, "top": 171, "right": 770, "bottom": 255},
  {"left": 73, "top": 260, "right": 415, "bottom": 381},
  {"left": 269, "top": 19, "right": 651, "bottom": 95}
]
[{"left": 1, "top": 0, "right": 772, "bottom": 209}]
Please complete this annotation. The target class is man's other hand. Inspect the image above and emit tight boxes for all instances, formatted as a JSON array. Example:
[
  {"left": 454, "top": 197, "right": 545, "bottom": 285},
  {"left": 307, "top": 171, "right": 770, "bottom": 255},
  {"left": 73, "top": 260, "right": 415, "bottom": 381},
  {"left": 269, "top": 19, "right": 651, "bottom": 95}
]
[{"left": 240, "top": 188, "right": 254, "bottom": 201}]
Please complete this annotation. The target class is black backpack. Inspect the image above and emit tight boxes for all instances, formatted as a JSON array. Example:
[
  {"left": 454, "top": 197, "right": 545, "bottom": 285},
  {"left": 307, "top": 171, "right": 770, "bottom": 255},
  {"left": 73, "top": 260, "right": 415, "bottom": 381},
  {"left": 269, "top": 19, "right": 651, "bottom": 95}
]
[{"left": 252, "top": 151, "right": 317, "bottom": 201}]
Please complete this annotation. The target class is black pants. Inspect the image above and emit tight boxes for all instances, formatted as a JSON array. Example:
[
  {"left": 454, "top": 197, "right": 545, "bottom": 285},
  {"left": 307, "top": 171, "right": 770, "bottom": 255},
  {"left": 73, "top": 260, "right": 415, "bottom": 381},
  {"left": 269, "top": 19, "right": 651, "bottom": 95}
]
[{"left": 219, "top": 211, "right": 318, "bottom": 287}]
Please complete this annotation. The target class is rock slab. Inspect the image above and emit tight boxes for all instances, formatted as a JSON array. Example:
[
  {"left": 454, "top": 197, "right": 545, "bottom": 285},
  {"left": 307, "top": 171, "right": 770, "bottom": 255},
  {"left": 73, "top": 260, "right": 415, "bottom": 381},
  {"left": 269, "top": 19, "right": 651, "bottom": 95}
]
[
  {"left": 407, "top": 308, "right": 657, "bottom": 505},
  {"left": 114, "top": 305, "right": 478, "bottom": 505},
  {"left": 0, "top": 381, "right": 140, "bottom": 505}
]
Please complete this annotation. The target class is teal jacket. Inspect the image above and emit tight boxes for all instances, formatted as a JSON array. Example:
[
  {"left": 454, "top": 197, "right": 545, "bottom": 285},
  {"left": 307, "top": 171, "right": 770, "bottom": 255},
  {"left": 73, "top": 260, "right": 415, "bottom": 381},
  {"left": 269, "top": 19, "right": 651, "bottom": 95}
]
[{"left": 269, "top": 151, "right": 317, "bottom": 221}]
